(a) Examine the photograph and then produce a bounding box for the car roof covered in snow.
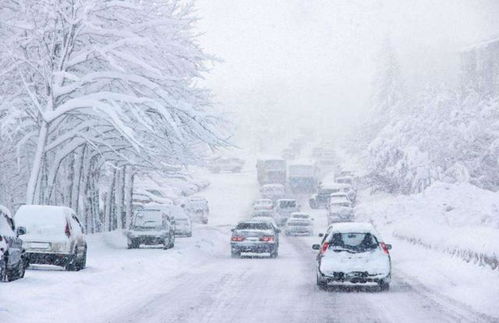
[261,184,284,188]
[320,183,351,190]
[327,222,376,234]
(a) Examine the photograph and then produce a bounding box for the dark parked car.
[230,221,279,258]
[1,205,27,281]
[126,208,175,249]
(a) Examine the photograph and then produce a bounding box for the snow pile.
[356,182,499,270]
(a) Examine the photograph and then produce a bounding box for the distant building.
[460,35,499,96]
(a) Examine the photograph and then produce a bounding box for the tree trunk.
[26,121,49,204]
[124,167,134,229]
[104,167,117,232]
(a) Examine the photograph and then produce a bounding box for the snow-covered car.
[327,199,354,224]
[274,199,300,226]
[309,184,349,209]
[252,198,274,211]
[313,222,392,290]
[208,157,245,173]
[1,205,27,281]
[230,221,279,258]
[284,218,313,236]
[260,184,286,201]
[15,205,87,271]
[289,212,314,221]
[251,209,274,218]
[170,205,192,237]
[184,196,209,224]
[127,208,175,249]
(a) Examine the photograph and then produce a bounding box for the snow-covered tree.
[0,0,229,230]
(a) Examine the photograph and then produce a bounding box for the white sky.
[194,0,499,149]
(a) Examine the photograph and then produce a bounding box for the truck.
[257,158,287,185]
[287,162,317,194]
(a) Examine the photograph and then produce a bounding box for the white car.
[313,222,392,290]
[259,184,286,201]
[171,206,192,237]
[184,196,209,224]
[251,209,274,218]
[252,199,274,211]
[289,212,314,221]
[284,219,313,236]
[328,199,354,224]
[15,205,87,271]
[274,199,300,226]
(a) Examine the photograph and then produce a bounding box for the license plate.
[30,242,50,249]
[246,237,259,242]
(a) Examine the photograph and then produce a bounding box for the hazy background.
[195,0,499,152]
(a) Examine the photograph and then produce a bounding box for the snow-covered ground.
[1,170,498,322]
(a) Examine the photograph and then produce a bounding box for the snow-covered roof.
[327,222,375,233]
[261,184,285,189]
[320,183,351,190]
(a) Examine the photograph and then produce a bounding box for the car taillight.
[321,242,329,254]
[380,242,390,254]
[65,222,71,238]
[231,236,245,242]
[260,236,274,242]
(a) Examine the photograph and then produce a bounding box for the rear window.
[330,202,350,207]
[288,221,309,226]
[133,210,165,228]
[292,214,308,219]
[279,200,296,208]
[236,222,271,230]
[15,206,68,235]
[329,232,378,251]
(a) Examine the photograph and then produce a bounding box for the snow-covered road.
[1,170,497,323]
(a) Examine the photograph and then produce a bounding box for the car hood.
[320,248,390,275]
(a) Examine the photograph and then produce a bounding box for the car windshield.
[132,210,165,229]
[329,232,379,252]
[236,222,271,230]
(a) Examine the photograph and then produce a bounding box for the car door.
[4,217,22,269]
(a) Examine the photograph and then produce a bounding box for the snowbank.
[356,182,499,270]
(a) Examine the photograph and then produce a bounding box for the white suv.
[15,205,87,271]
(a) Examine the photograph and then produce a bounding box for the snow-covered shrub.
[367,89,499,193]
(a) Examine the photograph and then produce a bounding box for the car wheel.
[65,250,78,271]
[317,273,327,290]
[16,258,26,279]
[379,280,390,291]
[77,247,87,270]
[270,248,278,258]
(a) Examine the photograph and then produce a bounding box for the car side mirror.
[312,244,320,250]
[385,243,392,250]
[16,226,27,236]
[318,233,324,237]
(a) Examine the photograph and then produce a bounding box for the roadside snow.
[355,181,499,318]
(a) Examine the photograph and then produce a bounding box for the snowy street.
[2,170,497,323]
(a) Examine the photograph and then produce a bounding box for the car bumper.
[231,242,276,253]
[26,252,72,266]
[319,270,391,285]
[130,236,167,245]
